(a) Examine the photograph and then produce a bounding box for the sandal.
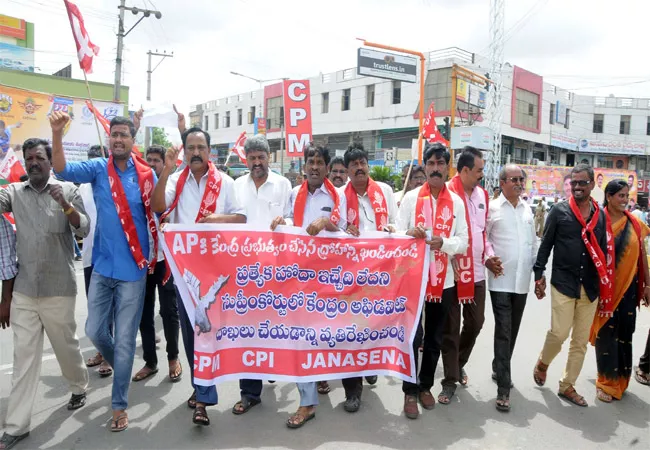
[232,396,261,415]
[634,366,650,386]
[558,386,588,407]
[132,365,158,382]
[67,392,86,410]
[533,359,548,387]
[110,413,128,432]
[192,405,210,426]
[98,361,113,378]
[438,386,455,405]
[496,394,510,412]
[286,408,315,429]
[169,360,182,383]
[0,432,29,450]
[187,391,197,409]
[596,388,613,403]
[317,381,330,395]
[459,368,468,386]
[85,352,103,368]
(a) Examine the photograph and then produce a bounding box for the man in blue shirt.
[51,111,154,433]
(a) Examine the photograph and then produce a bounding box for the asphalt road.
[0,261,649,450]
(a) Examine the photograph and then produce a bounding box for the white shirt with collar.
[397,185,469,289]
[341,180,398,232]
[164,168,245,224]
[79,183,96,268]
[486,193,537,294]
[288,182,348,230]
[234,171,293,227]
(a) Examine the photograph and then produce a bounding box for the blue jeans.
[74,239,82,258]
[86,271,146,410]
[177,288,218,405]
[297,382,318,407]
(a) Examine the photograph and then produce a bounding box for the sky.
[4,0,650,119]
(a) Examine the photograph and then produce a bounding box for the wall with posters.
[521,165,638,203]
[0,84,123,161]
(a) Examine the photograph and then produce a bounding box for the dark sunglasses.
[569,180,590,187]
[503,177,525,183]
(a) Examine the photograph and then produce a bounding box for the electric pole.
[113,1,162,102]
[145,50,174,148]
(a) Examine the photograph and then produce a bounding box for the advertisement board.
[0,43,34,72]
[283,80,312,157]
[357,48,417,83]
[578,139,646,156]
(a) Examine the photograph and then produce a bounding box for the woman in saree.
[590,179,650,402]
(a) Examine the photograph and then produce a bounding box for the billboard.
[521,165,638,202]
[357,48,417,83]
[0,43,34,72]
[0,84,123,161]
[550,133,578,151]
[0,15,26,40]
[254,117,267,135]
[555,101,567,126]
[456,80,487,109]
[283,80,312,157]
[578,139,646,156]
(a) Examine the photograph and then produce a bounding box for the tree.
[151,127,171,148]
[369,166,392,183]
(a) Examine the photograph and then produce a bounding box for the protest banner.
[0,84,123,161]
[161,224,429,385]
[283,80,312,157]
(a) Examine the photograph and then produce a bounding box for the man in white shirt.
[132,145,182,385]
[232,135,292,415]
[397,143,468,420]
[271,144,347,429]
[485,164,537,412]
[151,127,246,427]
[336,142,398,412]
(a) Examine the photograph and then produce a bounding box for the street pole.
[144,50,173,148]
[113,0,126,102]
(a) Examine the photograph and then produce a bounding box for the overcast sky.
[5,0,648,117]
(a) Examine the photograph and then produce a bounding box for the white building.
[190,47,650,181]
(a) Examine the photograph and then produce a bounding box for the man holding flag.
[52,111,156,433]
[151,127,245,427]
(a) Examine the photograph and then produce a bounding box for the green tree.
[369,166,392,183]
[151,127,172,148]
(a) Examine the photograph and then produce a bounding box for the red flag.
[422,101,449,146]
[0,148,27,183]
[231,132,247,164]
[63,0,100,74]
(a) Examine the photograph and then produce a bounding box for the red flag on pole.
[231,131,247,164]
[422,101,449,147]
[63,0,100,74]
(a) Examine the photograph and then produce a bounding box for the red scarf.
[415,182,455,302]
[569,196,614,314]
[159,162,222,224]
[293,178,341,228]
[344,178,389,231]
[603,209,645,317]
[447,175,489,304]
[107,152,157,272]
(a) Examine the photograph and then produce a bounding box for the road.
[0,261,649,450]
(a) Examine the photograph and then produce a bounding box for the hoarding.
[357,48,417,83]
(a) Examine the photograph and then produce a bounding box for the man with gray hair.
[232,134,292,414]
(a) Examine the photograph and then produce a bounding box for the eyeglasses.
[569,180,590,187]
[503,177,525,183]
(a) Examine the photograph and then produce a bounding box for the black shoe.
[365,375,378,385]
[492,372,514,388]
[343,396,361,413]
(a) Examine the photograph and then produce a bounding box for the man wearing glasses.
[328,156,348,188]
[532,164,607,407]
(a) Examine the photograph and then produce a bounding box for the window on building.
[248,106,256,124]
[598,155,614,168]
[620,115,631,135]
[366,84,375,108]
[593,114,604,133]
[532,150,545,161]
[237,109,243,126]
[204,116,208,130]
[549,103,555,124]
[638,157,648,172]
[647,117,650,136]
[564,109,570,129]
[513,88,539,130]
[341,89,351,111]
[214,113,219,130]
[266,96,283,128]
[224,111,230,128]
[392,81,401,104]
[322,93,329,113]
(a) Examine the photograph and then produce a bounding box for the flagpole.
[82,72,107,158]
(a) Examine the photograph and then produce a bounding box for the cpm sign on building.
[283,80,312,157]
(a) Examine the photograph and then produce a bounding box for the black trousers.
[402,287,455,396]
[490,291,527,395]
[342,377,363,398]
[639,329,650,373]
[139,260,180,367]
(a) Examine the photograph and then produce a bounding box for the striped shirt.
[0,214,17,281]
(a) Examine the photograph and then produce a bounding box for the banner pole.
[82,71,107,158]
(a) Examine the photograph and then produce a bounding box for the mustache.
[252,165,264,170]
[29,165,41,172]
[355,170,365,176]
[430,171,442,178]
[190,156,203,163]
